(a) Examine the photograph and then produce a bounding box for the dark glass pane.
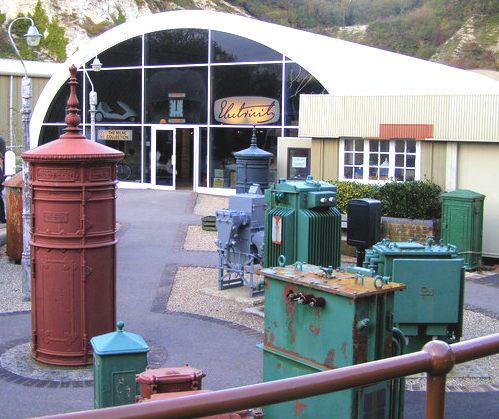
[93,36,142,68]
[283,128,299,137]
[212,31,282,63]
[145,67,208,124]
[44,72,83,123]
[380,154,389,164]
[38,125,65,145]
[395,154,404,167]
[344,139,353,151]
[354,166,363,179]
[380,141,389,152]
[395,140,405,152]
[88,69,141,123]
[145,29,208,65]
[94,126,142,182]
[355,139,364,150]
[344,153,353,165]
[406,140,416,153]
[370,140,379,151]
[211,64,282,125]
[144,127,152,183]
[395,168,404,181]
[199,128,208,187]
[369,168,378,180]
[369,153,379,165]
[288,148,310,180]
[406,155,416,167]
[406,169,415,181]
[344,167,353,178]
[285,63,327,125]
[209,127,277,188]
[354,153,363,165]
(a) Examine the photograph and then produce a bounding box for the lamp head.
[25,24,42,47]
[91,56,102,72]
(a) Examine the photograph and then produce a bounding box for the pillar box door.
[22,65,124,366]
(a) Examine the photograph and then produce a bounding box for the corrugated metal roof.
[0,58,62,77]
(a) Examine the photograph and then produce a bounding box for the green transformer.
[264,176,341,269]
[91,321,149,408]
[261,263,406,419]
[363,238,465,352]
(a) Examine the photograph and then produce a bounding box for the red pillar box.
[22,65,123,366]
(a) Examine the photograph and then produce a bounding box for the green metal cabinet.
[261,264,405,419]
[91,321,149,408]
[441,189,485,271]
[364,239,465,352]
[263,176,341,269]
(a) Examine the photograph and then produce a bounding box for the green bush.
[332,180,442,219]
[379,180,442,219]
[332,180,379,214]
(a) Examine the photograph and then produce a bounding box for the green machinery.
[261,263,406,419]
[363,238,465,352]
[441,189,485,271]
[264,176,341,269]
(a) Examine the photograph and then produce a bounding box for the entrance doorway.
[151,126,197,190]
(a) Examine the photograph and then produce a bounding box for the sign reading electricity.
[214,96,280,125]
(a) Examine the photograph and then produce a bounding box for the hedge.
[332,180,443,220]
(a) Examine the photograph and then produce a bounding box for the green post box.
[260,263,405,418]
[91,321,149,408]
[441,189,485,271]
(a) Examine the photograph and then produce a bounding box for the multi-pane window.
[341,138,419,183]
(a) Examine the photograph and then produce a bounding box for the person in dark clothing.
[0,135,6,223]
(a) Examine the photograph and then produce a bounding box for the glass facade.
[39,29,326,191]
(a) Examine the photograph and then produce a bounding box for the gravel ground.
[0,244,30,313]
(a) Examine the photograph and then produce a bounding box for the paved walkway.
[0,189,497,418]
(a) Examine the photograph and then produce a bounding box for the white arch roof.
[31,10,499,145]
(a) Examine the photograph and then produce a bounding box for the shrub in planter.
[378,180,442,220]
[331,180,379,214]
[332,179,442,220]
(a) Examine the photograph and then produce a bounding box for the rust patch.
[324,349,335,368]
[294,400,307,416]
[341,341,347,356]
[264,278,270,289]
[352,317,367,365]
[314,308,321,318]
[288,319,296,344]
[384,334,393,357]
[270,331,275,344]
[309,324,320,336]
[276,362,282,369]
[283,284,297,316]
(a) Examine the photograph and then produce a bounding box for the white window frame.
[339,137,421,183]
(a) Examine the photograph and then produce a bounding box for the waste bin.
[3,172,23,261]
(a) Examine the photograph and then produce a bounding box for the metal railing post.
[423,340,455,419]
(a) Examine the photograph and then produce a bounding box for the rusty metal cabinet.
[261,264,405,418]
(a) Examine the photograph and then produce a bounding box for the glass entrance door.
[152,127,176,189]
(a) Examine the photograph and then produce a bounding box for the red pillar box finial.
[22,66,124,366]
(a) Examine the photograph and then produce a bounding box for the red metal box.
[136,364,206,399]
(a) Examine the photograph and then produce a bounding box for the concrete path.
[0,188,497,418]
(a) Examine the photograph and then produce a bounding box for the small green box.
[91,321,149,408]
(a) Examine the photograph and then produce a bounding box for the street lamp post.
[84,57,102,142]
[7,17,41,301]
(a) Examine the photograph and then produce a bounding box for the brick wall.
[381,217,441,243]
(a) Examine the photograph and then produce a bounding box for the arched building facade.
[31,10,499,196]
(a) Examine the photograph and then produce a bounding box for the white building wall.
[457,143,499,258]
